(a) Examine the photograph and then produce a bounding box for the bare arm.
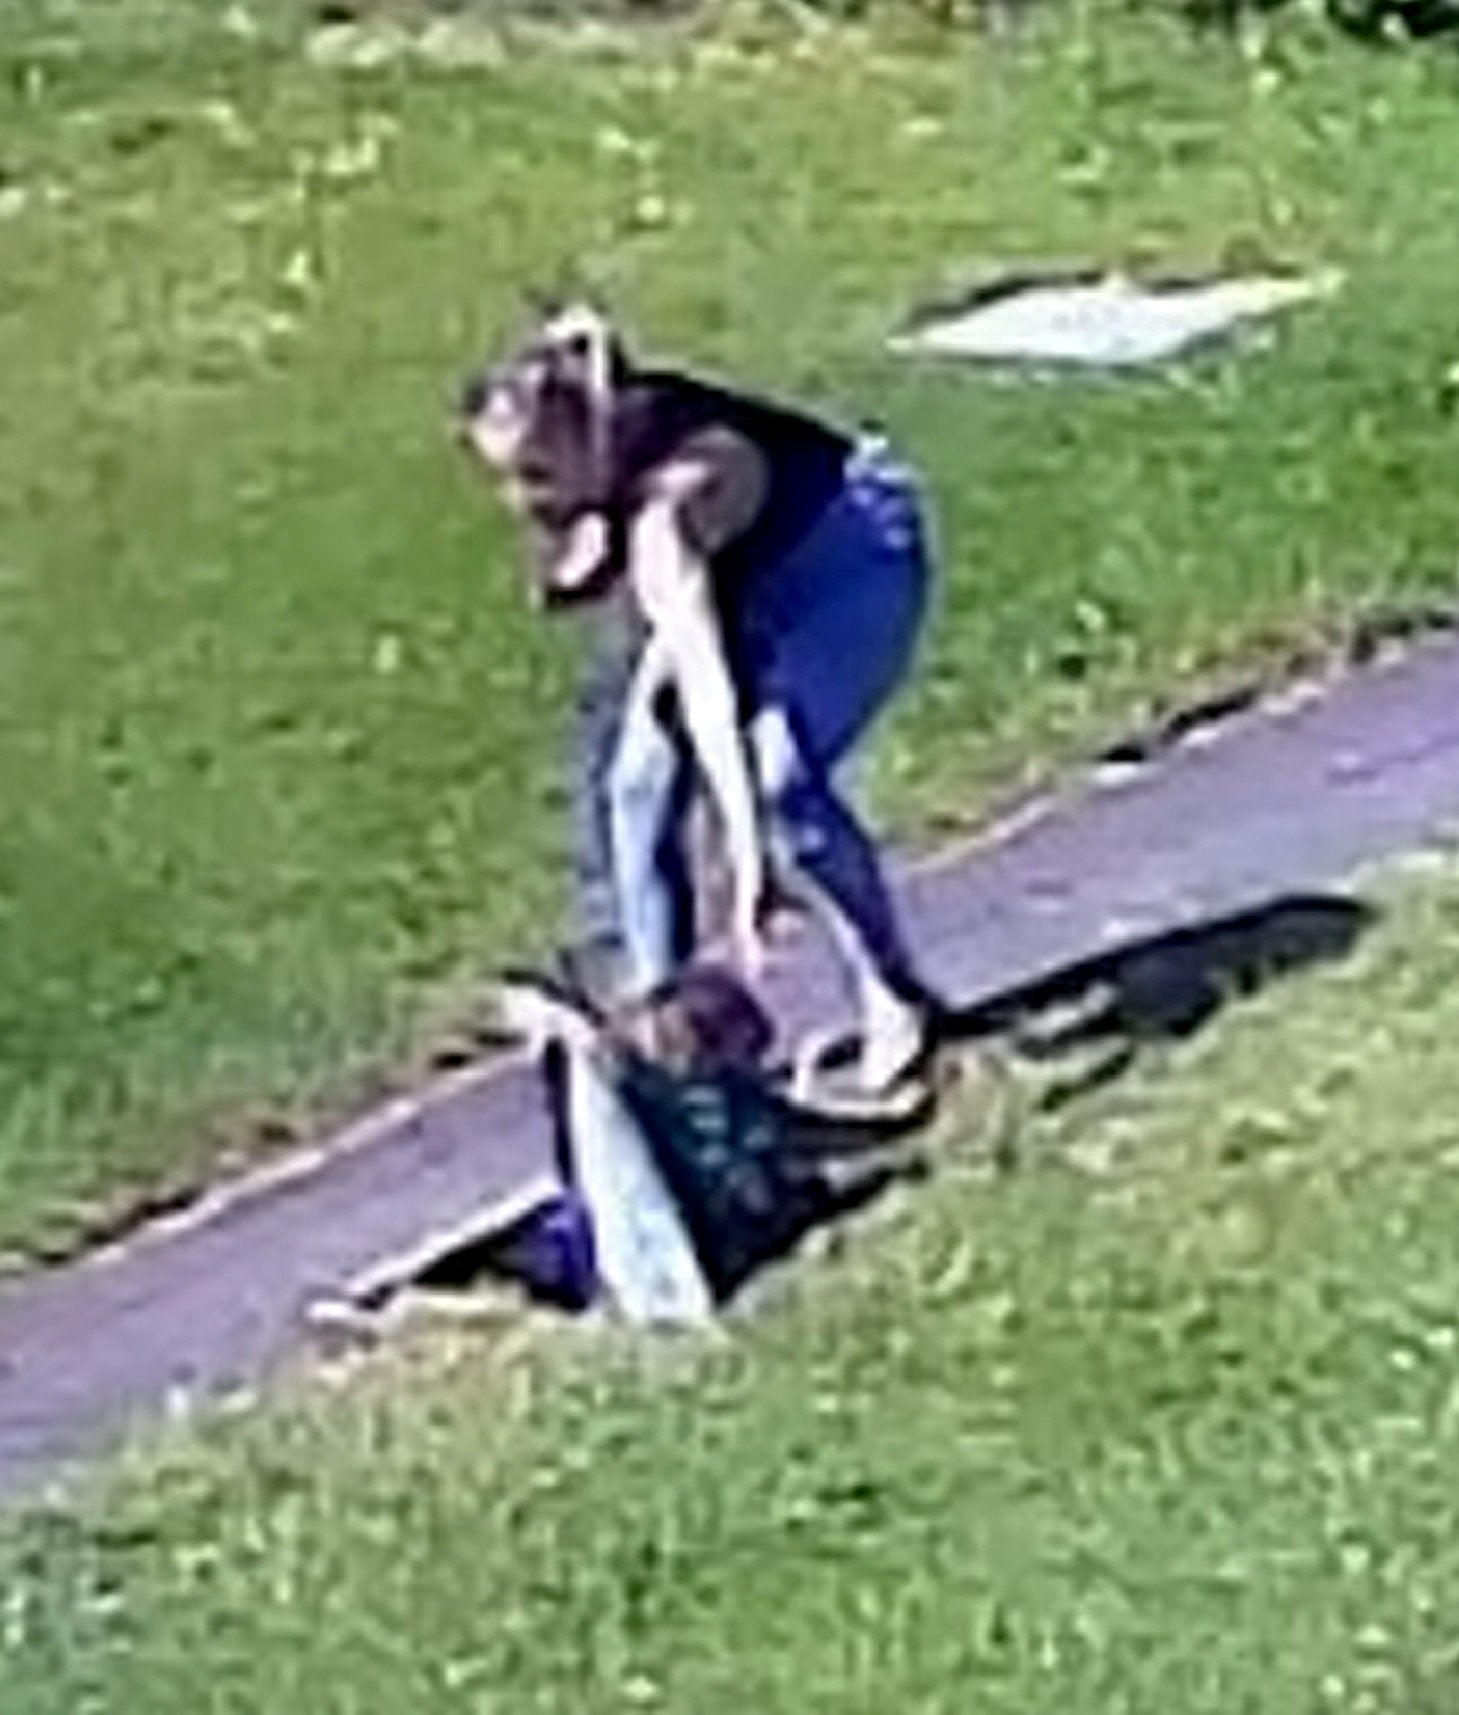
[628,493,766,961]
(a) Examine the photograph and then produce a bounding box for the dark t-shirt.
[609,369,853,603]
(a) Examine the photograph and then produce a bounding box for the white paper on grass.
[566,1047,715,1328]
[889,272,1341,369]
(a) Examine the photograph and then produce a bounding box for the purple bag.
[491,1191,599,1313]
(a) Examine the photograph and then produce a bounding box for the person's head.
[456,298,629,491]
[613,964,776,1077]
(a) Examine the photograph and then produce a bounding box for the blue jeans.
[583,438,930,997]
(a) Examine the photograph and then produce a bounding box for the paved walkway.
[4,636,1459,1502]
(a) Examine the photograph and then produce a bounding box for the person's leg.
[608,668,697,994]
[740,442,935,1087]
[750,707,919,995]
[752,708,930,1090]
[743,440,930,769]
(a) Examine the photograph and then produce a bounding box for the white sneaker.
[858,980,929,1096]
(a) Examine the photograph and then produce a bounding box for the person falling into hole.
[457,301,941,1100]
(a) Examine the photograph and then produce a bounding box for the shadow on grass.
[366,896,1371,1322]
[944,892,1375,1111]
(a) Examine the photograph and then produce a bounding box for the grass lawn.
[6,855,1459,1710]
[3,0,1459,1255]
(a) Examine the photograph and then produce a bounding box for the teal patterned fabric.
[612,1055,832,1304]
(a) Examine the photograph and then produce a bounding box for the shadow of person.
[936,893,1375,1112]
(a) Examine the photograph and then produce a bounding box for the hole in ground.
[305,1176,581,1344]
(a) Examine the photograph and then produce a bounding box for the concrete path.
[4,635,1459,1503]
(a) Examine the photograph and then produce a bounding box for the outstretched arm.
[627,491,766,969]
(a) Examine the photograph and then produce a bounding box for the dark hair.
[641,964,775,1074]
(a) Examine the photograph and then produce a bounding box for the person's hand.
[547,512,611,598]
[759,872,807,945]
[731,881,769,980]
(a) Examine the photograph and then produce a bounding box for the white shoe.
[858,981,930,1096]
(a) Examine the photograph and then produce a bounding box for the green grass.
[7,858,1459,1711]
[4,0,1459,1252]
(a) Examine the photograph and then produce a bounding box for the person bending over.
[458,301,938,1097]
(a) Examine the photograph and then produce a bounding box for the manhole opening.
[309,1126,922,1340]
[307,1177,582,1341]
